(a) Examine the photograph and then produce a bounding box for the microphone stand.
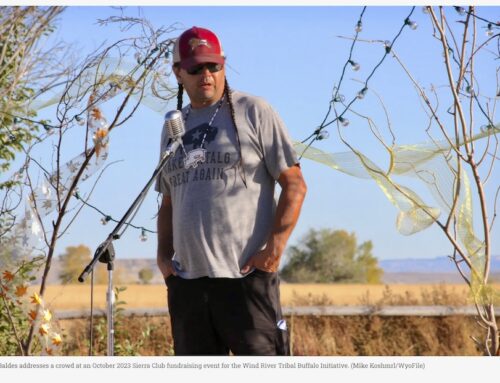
[78,142,180,356]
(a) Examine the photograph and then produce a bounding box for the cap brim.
[179,55,225,69]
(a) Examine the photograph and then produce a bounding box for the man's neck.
[190,96,224,110]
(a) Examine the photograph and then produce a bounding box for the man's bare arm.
[157,194,176,278]
[240,164,307,273]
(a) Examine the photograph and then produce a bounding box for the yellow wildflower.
[51,333,62,346]
[42,309,52,322]
[39,323,50,336]
[2,270,14,282]
[15,285,28,297]
[30,292,43,306]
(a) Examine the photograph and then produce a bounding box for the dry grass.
[33,282,499,311]
[59,312,495,356]
[287,315,490,356]
[29,284,169,310]
[31,283,499,356]
[61,316,173,356]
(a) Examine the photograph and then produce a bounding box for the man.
[156,26,307,356]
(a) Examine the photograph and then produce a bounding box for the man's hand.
[240,246,280,274]
[158,257,177,279]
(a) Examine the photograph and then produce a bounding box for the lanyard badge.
[181,97,224,170]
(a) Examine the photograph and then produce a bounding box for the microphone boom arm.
[78,140,181,283]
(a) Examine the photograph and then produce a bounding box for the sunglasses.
[186,63,223,75]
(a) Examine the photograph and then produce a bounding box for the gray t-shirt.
[155,91,298,279]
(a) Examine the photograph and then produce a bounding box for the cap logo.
[189,38,211,51]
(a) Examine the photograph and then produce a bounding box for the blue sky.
[4,5,499,263]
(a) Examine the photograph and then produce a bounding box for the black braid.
[224,78,247,188]
[177,83,184,111]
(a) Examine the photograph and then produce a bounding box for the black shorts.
[165,269,290,356]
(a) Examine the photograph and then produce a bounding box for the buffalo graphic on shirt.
[183,124,218,149]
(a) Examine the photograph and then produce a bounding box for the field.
[34,282,497,310]
[23,283,499,356]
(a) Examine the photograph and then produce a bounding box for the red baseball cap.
[173,26,225,70]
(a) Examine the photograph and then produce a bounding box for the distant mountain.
[379,256,500,283]
[379,255,500,273]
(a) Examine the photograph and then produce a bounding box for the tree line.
[55,228,383,285]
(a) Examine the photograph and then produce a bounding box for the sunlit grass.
[32,282,500,310]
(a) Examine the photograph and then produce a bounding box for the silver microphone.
[163,110,185,156]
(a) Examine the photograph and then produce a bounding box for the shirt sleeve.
[252,99,299,180]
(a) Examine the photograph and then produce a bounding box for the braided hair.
[224,78,248,188]
[176,83,184,111]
